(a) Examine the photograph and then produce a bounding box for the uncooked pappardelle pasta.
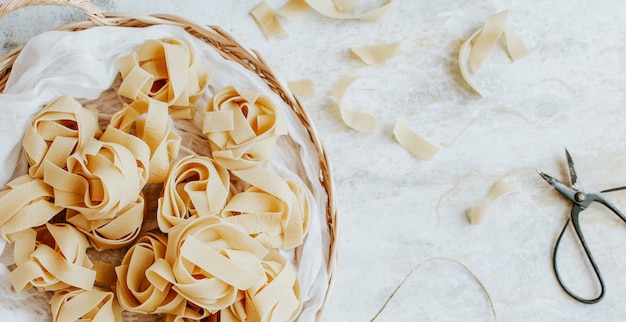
[0,37,310,322]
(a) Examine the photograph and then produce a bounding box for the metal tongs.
[537,148,626,304]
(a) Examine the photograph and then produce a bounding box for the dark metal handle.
[552,208,605,304]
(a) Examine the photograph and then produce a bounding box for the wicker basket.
[0,0,338,320]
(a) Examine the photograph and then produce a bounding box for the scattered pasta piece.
[157,155,230,233]
[469,180,517,225]
[331,76,376,134]
[250,1,288,39]
[287,79,316,99]
[458,10,529,96]
[22,96,100,178]
[225,166,310,249]
[203,86,288,170]
[351,42,401,64]
[469,10,509,72]
[50,287,122,322]
[9,224,95,293]
[303,0,392,21]
[277,0,310,20]
[458,29,484,96]
[118,38,210,119]
[333,0,357,11]
[392,120,439,161]
[503,28,529,61]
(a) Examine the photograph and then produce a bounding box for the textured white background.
[3,0,626,321]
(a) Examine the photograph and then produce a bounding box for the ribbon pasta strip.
[469,179,517,225]
[332,76,377,134]
[66,196,144,250]
[50,287,122,322]
[392,120,439,161]
[9,223,96,293]
[157,155,230,233]
[351,42,401,65]
[220,250,302,322]
[250,2,288,39]
[106,98,181,184]
[22,96,100,178]
[458,10,529,96]
[277,0,310,20]
[203,86,288,170]
[225,166,310,249]
[43,139,145,220]
[0,175,62,241]
[118,38,211,119]
[164,216,269,312]
[115,233,182,314]
[303,0,392,21]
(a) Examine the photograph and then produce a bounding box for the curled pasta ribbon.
[118,38,211,119]
[459,10,529,96]
[203,86,288,170]
[50,287,122,322]
[0,175,62,241]
[157,155,230,233]
[115,233,178,314]
[9,223,95,293]
[106,98,181,184]
[22,96,100,178]
[165,216,269,312]
[220,250,302,322]
[43,139,145,220]
[66,196,144,250]
[228,167,309,249]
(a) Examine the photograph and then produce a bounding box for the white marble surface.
[3,0,626,321]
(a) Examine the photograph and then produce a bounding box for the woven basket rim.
[0,2,339,320]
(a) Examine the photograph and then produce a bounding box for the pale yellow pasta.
[0,175,62,241]
[105,98,181,184]
[50,287,122,322]
[333,0,357,11]
[250,2,288,39]
[287,79,316,99]
[469,180,517,225]
[9,223,95,293]
[503,28,529,61]
[66,196,144,250]
[164,216,268,312]
[458,10,529,96]
[115,233,180,314]
[351,42,401,65]
[43,139,144,220]
[22,96,100,178]
[203,86,288,170]
[469,10,509,72]
[392,120,439,161]
[277,0,310,20]
[225,166,309,249]
[118,38,210,119]
[157,155,230,233]
[458,29,484,96]
[304,0,392,21]
[332,76,377,134]
[221,250,302,322]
